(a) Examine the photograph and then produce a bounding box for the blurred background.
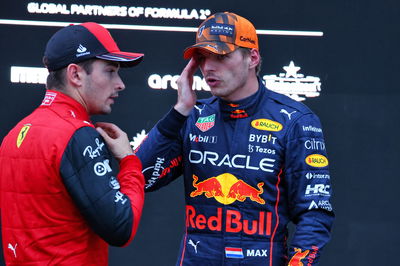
[1,1,399,265]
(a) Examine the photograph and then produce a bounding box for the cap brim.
[96,51,144,67]
[183,42,237,59]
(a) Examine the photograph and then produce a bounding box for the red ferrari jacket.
[0,90,144,265]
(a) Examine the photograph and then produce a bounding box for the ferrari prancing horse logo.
[16,124,31,148]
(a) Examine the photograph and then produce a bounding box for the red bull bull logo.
[190,173,265,205]
[190,175,224,198]
[288,248,310,266]
[230,109,249,119]
[227,180,265,204]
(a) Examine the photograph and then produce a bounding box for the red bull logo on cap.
[190,173,265,205]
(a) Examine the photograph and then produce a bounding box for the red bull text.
[186,205,272,236]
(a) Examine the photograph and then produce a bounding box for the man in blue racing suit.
[136,12,334,265]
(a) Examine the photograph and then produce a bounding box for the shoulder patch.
[16,124,32,148]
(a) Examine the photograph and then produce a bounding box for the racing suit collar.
[39,90,91,123]
[219,78,266,120]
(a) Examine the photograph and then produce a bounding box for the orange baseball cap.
[183,12,258,59]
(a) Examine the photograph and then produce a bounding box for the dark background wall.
[1,1,399,265]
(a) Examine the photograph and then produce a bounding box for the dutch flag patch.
[225,247,244,259]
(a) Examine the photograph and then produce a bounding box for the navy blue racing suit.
[136,81,334,265]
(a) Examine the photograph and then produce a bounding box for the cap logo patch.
[198,25,206,37]
[77,44,87,53]
[205,44,218,52]
[210,23,234,37]
[76,44,90,57]
[240,36,256,45]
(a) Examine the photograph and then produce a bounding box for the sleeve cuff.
[119,154,142,169]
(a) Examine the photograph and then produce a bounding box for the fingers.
[95,127,111,142]
[95,123,133,161]
[96,122,117,131]
[182,58,199,77]
[178,59,199,86]
[174,58,199,116]
[95,122,122,139]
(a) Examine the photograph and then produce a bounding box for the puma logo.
[280,109,297,120]
[194,105,205,115]
[188,239,200,254]
[8,243,17,258]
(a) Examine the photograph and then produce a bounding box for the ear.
[65,63,85,88]
[248,48,260,70]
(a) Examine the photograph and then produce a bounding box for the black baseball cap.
[43,22,144,71]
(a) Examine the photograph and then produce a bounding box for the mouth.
[205,76,220,87]
[108,94,118,104]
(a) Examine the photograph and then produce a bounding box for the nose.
[200,56,217,73]
[116,74,125,91]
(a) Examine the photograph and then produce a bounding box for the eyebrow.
[99,59,120,69]
[107,61,120,68]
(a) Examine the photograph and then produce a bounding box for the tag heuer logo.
[195,114,215,132]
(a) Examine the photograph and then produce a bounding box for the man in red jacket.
[0,22,145,265]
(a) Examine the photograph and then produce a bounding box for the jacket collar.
[218,78,266,120]
[39,90,91,123]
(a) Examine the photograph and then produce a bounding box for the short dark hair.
[238,47,262,75]
[43,58,96,91]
